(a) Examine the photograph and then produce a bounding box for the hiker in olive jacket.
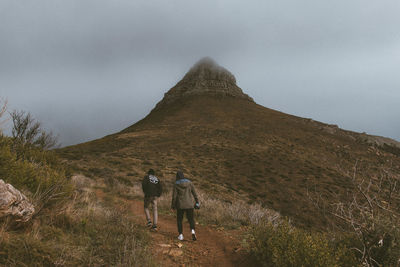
[171,171,200,241]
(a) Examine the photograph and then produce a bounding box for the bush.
[10,110,59,151]
[0,136,72,211]
[311,163,400,266]
[248,220,359,267]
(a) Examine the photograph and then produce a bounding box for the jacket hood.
[176,171,185,181]
[175,171,191,188]
[175,179,191,188]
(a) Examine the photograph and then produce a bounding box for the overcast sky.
[1,0,399,146]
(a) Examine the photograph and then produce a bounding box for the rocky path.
[129,200,250,267]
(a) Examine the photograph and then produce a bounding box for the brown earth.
[130,200,250,267]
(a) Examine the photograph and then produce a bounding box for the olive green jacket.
[171,178,199,210]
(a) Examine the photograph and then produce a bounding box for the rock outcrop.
[0,179,35,222]
[155,57,254,109]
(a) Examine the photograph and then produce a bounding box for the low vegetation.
[0,106,153,266]
[3,99,398,266]
[248,221,359,267]
[154,185,280,229]
[247,162,400,267]
[120,176,398,267]
[320,163,400,266]
[0,183,153,266]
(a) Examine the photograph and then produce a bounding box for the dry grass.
[0,175,154,267]
[129,183,280,229]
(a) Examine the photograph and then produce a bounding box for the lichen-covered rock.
[0,179,35,222]
[155,57,254,109]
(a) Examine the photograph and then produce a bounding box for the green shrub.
[248,220,359,267]
[0,136,72,210]
[10,110,59,151]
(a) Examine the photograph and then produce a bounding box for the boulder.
[0,179,35,222]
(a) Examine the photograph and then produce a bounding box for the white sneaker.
[178,234,184,241]
[191,229,197,241]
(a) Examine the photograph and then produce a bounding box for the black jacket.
[142,174,162,197]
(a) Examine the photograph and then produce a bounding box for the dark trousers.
[177,208,195,234]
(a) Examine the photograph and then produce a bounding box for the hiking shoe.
[151,225,158,232]
[191,229,197,241]
[146,221,152,227]
[178,234,184,241]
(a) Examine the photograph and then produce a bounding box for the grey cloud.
[0,0,241,71]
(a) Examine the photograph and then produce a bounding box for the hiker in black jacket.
[171,171,200,241]
[142,169,162,231]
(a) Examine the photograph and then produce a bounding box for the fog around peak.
[182,57,237,85]
[0,1,399,146]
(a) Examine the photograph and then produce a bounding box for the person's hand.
[194,202,200,209]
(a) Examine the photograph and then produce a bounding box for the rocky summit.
[155,57,253,109]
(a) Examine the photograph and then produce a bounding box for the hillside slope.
[58,58,400,228]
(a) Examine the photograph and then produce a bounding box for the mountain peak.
[155,57,254,109]
[181,57,236,85]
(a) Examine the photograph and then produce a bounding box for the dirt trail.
[129,200,250,267]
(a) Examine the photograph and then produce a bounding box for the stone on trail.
[0,179,35,222]
[169,248,183,257]
[158,243,172,248]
